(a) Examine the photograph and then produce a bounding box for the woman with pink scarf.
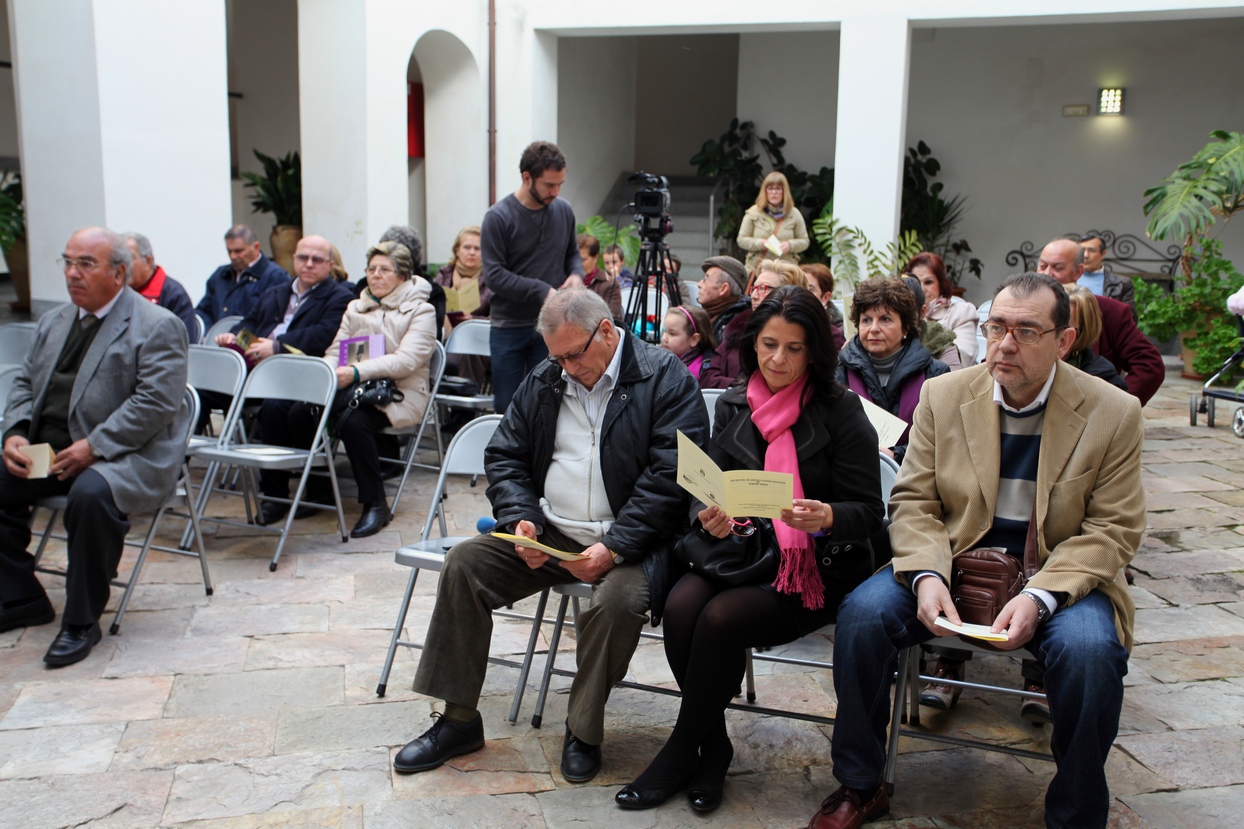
[616,286,885,814]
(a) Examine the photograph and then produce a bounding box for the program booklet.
[18,443,55,479]
[339,334,386,367]
[676,430,793,519]
[935,616,1010,642]
[491,532,590,561]
[443,279,481,315]
[851,393,909,448]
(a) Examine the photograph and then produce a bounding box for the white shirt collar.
[992,362,1057,413]
[79,288,124,321]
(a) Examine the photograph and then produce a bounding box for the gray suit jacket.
[6,287,189,514]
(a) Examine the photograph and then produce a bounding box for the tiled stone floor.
[2,365,1243,827]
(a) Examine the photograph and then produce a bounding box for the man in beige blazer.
[808,273,1144,829]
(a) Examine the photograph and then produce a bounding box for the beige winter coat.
[736,204,810,274]
[322,278,437,430]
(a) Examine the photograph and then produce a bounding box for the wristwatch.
[1023,591,1052,625]
[610,549,624,565]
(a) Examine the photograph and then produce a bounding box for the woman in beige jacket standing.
[736,171,810,275]
[292,240,437,537]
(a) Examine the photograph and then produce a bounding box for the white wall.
[0,0,18,160]
[736,31,840,175]
[907,17,1244,304]
[227,0,300,259]
[634,34,738,176]
[557,36,636,220]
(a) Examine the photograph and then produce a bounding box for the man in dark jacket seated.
[196,224,290,326]
[393,289,709,784]
[212,234,354,525]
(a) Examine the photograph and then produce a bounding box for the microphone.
[476,516,497,534]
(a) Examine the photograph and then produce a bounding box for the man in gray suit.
[0,226,189,666]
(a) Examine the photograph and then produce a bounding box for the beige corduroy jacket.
[888,362,1145,650]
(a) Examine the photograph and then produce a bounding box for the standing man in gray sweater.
[482,141,584,411]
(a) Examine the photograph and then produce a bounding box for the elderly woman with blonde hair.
[1063,283,1127,391]
[286,240,437,538]
[736,171,810,274]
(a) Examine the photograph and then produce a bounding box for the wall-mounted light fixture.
[1098,88,1124,115]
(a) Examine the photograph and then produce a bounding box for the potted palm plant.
[1136,130,1244,378]
[241,149,302,274]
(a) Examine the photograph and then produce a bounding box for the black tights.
[631,572,839,788]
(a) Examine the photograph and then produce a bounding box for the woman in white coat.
[290,240,436,537]
[907,251,979,365]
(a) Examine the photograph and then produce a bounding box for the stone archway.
[410,30,487,267]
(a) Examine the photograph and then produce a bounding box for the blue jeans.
[490,325,548,413]
[830,567,1128,829]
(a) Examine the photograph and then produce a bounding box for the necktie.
[81,313,99,330]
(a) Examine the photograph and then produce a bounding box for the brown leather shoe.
[1020,680,1051,726]
[807,784,889,829]
[918,659,963,710]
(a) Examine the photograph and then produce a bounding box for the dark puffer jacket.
[484,331,710,624]
[836,335,950,464]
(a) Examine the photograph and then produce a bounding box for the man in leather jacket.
[393,289,709,784]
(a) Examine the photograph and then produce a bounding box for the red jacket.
[1092,295,1164,405]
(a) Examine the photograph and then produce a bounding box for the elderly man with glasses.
[394,288,708,785]
[0,227,188,667]
[212,234,354,526]
[808,272,1144,829]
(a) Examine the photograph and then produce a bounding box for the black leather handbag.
[673,518,781,587]
[349,377,404,409]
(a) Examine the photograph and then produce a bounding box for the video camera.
[627,171,673,242]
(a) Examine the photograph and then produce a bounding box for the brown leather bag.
[950,507,1040,627]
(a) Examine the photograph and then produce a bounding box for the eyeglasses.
[750,283,776,297]
[293,253,331,267]
[58,256,105,272]
[547,319,603,365]
[980,322,1060,346]
[365,265,397,276]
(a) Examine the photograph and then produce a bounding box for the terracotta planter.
[1179,331,1206,381]
[269,225,302,275]
[5,237,30,312]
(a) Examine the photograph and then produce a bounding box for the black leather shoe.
[350,500,391,538]
[293,503,319,520]
[0,596,55,634]
[616,765,696,810]
[393,712,484,773]
[44,622,102,667]
[258,501,290,526]
[687,737,733,813]
[561,726,602,783]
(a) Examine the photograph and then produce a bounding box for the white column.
[832,14,911,258]
[493,5,559,199]
[299,0,408,273]
[9,0,231,312]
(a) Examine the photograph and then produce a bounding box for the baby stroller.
[1189,315,1244,438]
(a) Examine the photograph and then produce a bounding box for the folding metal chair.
[193,355,348,571]
[0,364,23,429]
[700,388,725,432]
[202,314,244,344]
[32,386,212,634]
[195,311,212,343]
[436,319,494,417]
[0,323,35,365]
[180,345,250,547]
[377,416,523,695]
[377,340,447,510]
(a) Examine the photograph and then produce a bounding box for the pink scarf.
[746,371,824,609]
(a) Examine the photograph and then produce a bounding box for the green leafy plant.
[575,215,640,268]
[810,205,921,295]
[1135,238,1243,377]
[900,140,981,285]
[690,119,764,250]
[0,172,23,254]
[241,150,302,227]
[1143,130,1243,274]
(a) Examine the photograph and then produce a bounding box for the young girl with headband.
[660,304,718,384]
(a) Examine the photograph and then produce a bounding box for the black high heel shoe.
[686,734,734,813]
[615,763,698,810]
